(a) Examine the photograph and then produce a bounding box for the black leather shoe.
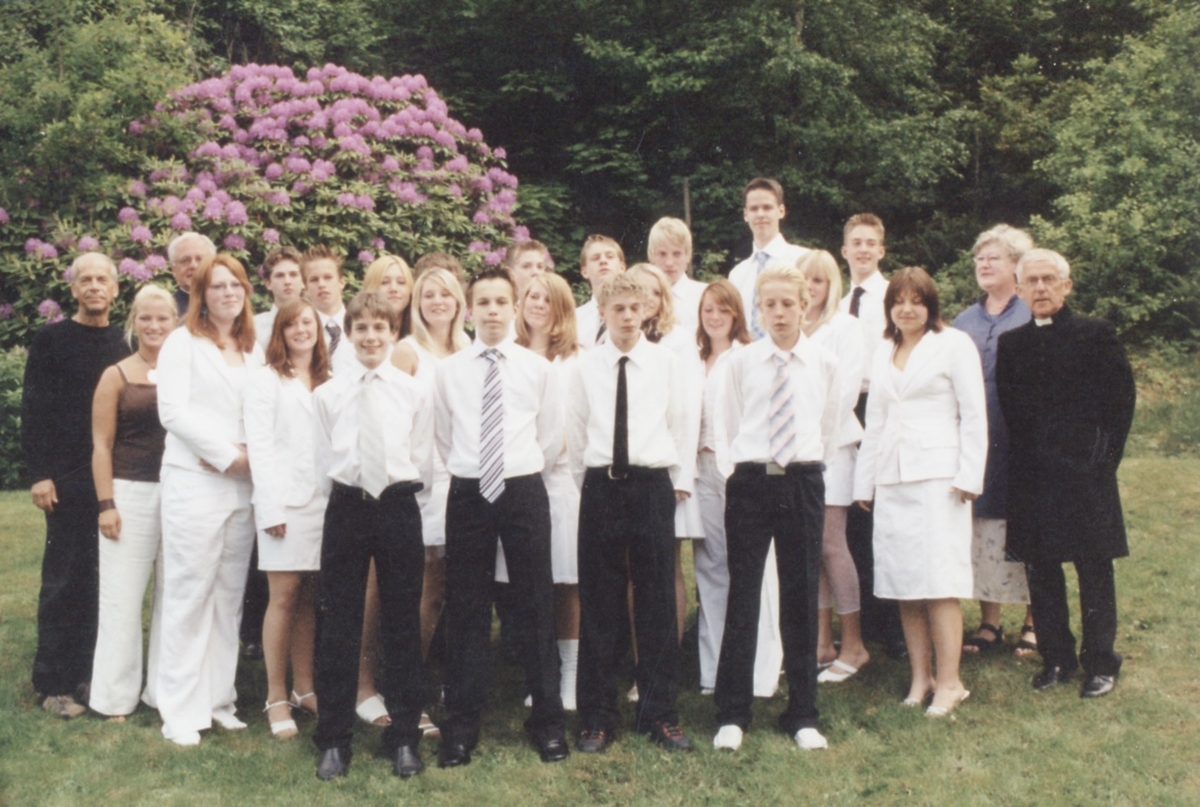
[393,744,424,778]
[884,638,909,661]
[536,732,570,763]
[1081,674,1117,699]
[1032,665,1076,691]
[438,741,472,768]
[316,747,350,780]
[646,721,693,751]
[576,728,612,753]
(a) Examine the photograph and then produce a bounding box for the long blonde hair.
[627,262,677,342]
[410,267,469,354]
[516,273,579,361]
[362,254,414,338]
[797,250,842,331]
[124,284,178,348]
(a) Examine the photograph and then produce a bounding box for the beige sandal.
[265,701,298,739]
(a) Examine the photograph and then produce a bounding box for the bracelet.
[97,499,116,513]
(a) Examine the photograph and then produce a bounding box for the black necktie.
[849,286,866,318]
[596,321,607,343]
[613,356,629,475]
[326,320,341,355]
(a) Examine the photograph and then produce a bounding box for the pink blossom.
[118,258,141,277]
[62,266,75,282]
[37,299,62,319]
[493,147,507,160]
[372,237,385,250]
[118,207,140,224]
[218,115,239,131]
[78,236,100,251]
[225,201,249,226]
[291,180,311,195]
[0,303,13,320]
[197,176,218,193]
[128,180,147,197]
[445,156,469,173]
[355,194,375,211]
[264,163,284,180]
[202,198,225,220]
[185,187,206,203]
[332,122,353,138]
[129,120,144,135]
[484,249,505,266]
[336,192,357,207]
[130,226,153,243]
[381,156,400,173]
[39,243,59,260]
[263,228,280,244]
[285,156,312,174]
[473,211,491,225]
[511,225,530,243]
[0,207,8,224]
[145,255,168,273]
[447,183,462,198]
[170,212,193,230]
[195,141,222,159]
[432,130,457,149]
[358,250,375,264]
[263,191,291,207]
[224,233,246,251]
[468,241,489,253]
[292,135,310,147]
[465,128,483,142]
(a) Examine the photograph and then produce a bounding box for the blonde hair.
[797,250,842,330]
[362,254,414,338]
[596,272,648,307]
[973,224,1034,262]
[754,263,810,334]
[515,273,579,361]
[124,284,178,348]
[410,267,469,354]
[627,262,677,342]
[647,217,692,260]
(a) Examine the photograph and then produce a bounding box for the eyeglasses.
[209,283,243,293]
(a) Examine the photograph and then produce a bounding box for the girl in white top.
[392,266,469,725]
[245,299,331,739]
[348,255,417,727]
[156,254,263,746]
[798,251,869,683]
[853,267,987,716]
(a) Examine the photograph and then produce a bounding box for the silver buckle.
[607,465,629,480]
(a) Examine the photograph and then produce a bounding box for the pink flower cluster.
[24,239,59,260]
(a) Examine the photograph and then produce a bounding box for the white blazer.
[244,366,324,530]
[157,328,263,474]
[852,328,987,500]
[809,311,866,449]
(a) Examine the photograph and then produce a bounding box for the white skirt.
[256,493,326,572]
[823,444,857,506]
[873,478,973,600]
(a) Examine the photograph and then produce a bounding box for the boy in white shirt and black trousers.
[713,263,840,752]
[568,272,694,753]
[311,291,434,780]
[433,267,568,767]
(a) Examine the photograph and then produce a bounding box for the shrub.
[0,347,26,489]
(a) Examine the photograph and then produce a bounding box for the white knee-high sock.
[558,639,578,711]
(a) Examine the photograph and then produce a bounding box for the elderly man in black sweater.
[22,252,129,717]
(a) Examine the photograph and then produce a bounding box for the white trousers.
[89,479,164,716]
[157,467,255,741]
[693,451,783,695]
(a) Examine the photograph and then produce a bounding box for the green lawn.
[1,457,1198,806]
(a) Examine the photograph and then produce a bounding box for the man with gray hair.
[22,252,130,717]
[166,232,216,314]
[996,248,1135,699]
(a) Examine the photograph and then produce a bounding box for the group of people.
[21,176,1135,780]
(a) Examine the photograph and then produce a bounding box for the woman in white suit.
[245,299,331,738]
[156,254,264,745]
[853,267,986,717]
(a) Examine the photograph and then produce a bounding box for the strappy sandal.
[290,690,318,717]
[1014,623,1038,657]
[265,700,298,739]
[962,622,1003,653]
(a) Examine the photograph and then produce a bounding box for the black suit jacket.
[995,305,1135,563]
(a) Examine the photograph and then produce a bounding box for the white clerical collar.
[1034,317,1053,327]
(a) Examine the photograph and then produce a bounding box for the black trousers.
[577,466,679,733]
[715,463,824,734]
[32,476,100,697]
[314,482,425,752]
[443,474,563,746]
[240,544,269,647]
[1026,556,1121,676]
[847,391,903,647]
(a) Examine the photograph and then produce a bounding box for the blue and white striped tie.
[768,353,795,466]
[750,251,770,340]
[479,348,505,503]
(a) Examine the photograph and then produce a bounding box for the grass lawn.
[1,457,1198,806]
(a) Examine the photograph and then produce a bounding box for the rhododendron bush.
[0,63,524,348]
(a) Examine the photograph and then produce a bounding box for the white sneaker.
[626,683,639,702]
[700,687,715,696]
[524,694,533,708]
[713,725,743,751]
[168,730,202,747]
[212,712,247,730]
[794,728,828,750]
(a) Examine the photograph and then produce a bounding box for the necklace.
[138,349,158,383]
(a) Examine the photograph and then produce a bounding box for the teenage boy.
[304,245,357,375]
[311,291,433,780]
[567,273,692,753]
[433,267,568,767]
[648,217,707,334]
[836,213,905,659]
[507,240,551,295]
[254,246,306,349]
[574,235,626,349]
[712,263,839,753]
[728,178,809,339]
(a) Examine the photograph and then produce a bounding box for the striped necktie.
[359,370,388,498]
[479,348,505,503]
[326,319,342,356]
[750,251,770,339]
[768,353,795,466]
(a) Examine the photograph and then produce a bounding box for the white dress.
[807,313,865,506]
[402,335,449,548]
[852,329,987,600]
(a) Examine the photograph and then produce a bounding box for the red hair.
[185,254,257,353]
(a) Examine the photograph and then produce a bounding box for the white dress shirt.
[567,334,689,491]
[671,274,708,338]
[575,297,603,350]
[313,360,434,497]
[839,270,889,392]
[727,234,810,337]
[317,305,364,377]
[808,312,866,449]
[717,332,841,478]
[434,337,562,479]
[253,306,278,352]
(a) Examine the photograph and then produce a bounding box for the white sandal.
[355,694,390,726]
[290,690,318,717]
[264,701,298,739]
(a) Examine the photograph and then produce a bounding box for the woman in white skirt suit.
[798,251,869,683]
[853,267,987,716]
[156,254,263,745]
[245,299,331,738]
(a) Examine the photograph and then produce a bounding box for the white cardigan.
[852,327,987,500]
[244,367,324,531]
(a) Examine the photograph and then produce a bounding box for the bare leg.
[820,506,869,670]
[963,600,1003,652]
[1015,604,1038,658]
[898,600,935,702]
[264,571,301,727]
[928,597,968,711]
[289,574,318,713]
[817,603,838,666]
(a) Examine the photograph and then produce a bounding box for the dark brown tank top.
[112,365,166,482]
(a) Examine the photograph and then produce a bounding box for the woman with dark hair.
[852,267,987,716]
[156,253,264,745]
[246,298,332,738]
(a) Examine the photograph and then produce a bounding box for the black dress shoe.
[536,732,570,763]
[884,638,909,661]
[576,728,612,753]
[1080,674,1117,699]
[646,721,693,751]
[438,741,472,768]
[1032,665,1076,691]
[393,744,424,778]
[316,747,350,780]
